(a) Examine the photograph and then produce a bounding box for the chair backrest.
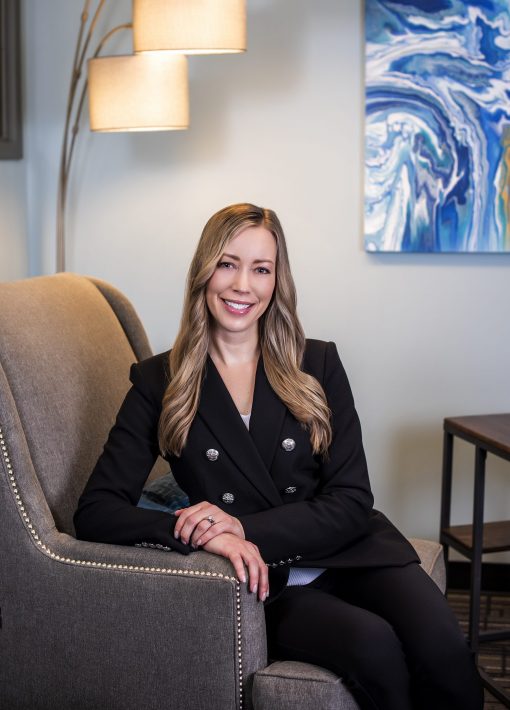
[0,273,152,535]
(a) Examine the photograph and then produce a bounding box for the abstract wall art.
[365,0,510,252]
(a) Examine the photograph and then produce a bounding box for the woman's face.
[206,225,277,340]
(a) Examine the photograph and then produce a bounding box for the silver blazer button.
[284,486,297,494]
[221,492,235,504]
[281,438,296,452]
[206,448,219,461]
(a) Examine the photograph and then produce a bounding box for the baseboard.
[447,561,510,592]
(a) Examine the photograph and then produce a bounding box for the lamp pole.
[56,0,130,272]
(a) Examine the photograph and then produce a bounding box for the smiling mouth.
[222,299,254,314]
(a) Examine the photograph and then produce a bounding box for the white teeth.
[224,300,251,311]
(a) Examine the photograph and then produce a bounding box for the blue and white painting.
[365,0,510,252]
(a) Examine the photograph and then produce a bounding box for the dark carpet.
[447,591,510,709]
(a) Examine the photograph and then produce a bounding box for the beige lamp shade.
[133,0,247,55]
[88,53,189,132]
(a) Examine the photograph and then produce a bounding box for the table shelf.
[441,521,510,556]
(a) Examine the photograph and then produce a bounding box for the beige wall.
[0,0,28,280]
[0,162,27,280]
[12,0,510,544]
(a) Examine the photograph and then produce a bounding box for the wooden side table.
[439,414,510,707]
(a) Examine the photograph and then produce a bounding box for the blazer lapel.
[197,355,283,507]
[249,356,288,473]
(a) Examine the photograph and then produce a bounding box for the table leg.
[469,445,487,655]
[440,431,454,584]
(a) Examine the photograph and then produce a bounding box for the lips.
[222,299,254,315]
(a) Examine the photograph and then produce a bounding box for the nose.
[233,267,250,293]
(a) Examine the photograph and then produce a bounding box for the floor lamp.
[56,0,246,273]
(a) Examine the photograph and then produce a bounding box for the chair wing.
[0,273,265,710]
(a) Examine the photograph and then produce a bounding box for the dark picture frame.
[0,0,22,159]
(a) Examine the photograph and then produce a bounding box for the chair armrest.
[3,527,266,710]
[408,537,446,593]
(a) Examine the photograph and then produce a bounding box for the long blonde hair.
[159,203,332,457]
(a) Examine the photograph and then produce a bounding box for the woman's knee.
[408,608,472,673]
[344,614,407,679]
[339,617,412,710]
[410,626,483,709]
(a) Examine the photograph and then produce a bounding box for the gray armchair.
[0,274,445,710]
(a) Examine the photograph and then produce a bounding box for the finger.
[185,506,226,545]
[258,560,269,601]
[180,518,205,545]
[196,516,244,546]
[175,503,214,541]
[173,502,207,538]
[182,512,221,545]
[244,544,268,600]
[191,517,223,547]
[228,552,247,584]
[244,553,261,596]
[194,520,231,547]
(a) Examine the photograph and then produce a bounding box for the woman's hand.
[174,501,245,547]
[202,533,269,601]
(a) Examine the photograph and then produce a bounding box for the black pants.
[264,563,484,710]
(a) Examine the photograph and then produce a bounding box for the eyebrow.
[222,253,275,265]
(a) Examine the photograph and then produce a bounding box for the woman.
[75,203,483,710]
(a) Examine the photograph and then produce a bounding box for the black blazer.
[74,340,418,599]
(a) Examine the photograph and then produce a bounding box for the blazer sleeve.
[73,359,192,554]
[238,341,374,562]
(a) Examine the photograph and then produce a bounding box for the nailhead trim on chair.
[0,425,244,709]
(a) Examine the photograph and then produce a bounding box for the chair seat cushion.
[252,661,359,710]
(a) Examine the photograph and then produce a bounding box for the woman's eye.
[255,266,271,274]
[218,261,234,269]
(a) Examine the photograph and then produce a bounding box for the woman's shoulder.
[304,338,330,356]
[303,338,337,362]
[132,350,171,376]
[130,350,171,401]
[302,339,343,380]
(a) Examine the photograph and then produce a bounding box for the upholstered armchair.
[0,274,445,710]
